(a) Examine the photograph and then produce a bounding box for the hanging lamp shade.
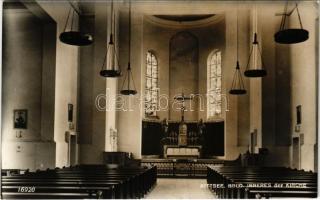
[120,1,137,95]
[244,33,267,77]
[59,7,93,46]
[120,63,137,95]
[229,7,246,95]
[229,61,247,95]
[274,2,308,44]
[100,1,121,77]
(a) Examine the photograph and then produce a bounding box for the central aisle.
[145,178,214,199]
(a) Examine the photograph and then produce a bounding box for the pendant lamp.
[59,6,93,46]
[120,1,137,95]
[244,33,267,77]
[274,2,308,44]
[229,9,246,95]
[100,0,121,77]
[229,61,247,95]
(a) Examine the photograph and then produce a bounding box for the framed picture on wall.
[68,103,73,122]
[296,105,302,125]
[13,109,27,129]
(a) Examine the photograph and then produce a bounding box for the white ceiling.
[77,1,288,16]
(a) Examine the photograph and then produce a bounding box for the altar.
[163,145,202,158]
[142,92,224,158]
[163,93,203,158]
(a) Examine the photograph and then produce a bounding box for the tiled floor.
[146,178,214,199]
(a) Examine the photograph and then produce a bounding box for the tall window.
[145,51,158,116]
[207,51,222,118]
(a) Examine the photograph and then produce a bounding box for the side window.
[145,51,159,117]
[207,51,222,119]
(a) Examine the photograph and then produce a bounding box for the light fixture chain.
[111,0,114,34]
[295,3,303,29]
[70,10,75,32]
[280,1,289,30]
[256,45,265,69]
[236,6,239,61]
[231,69,237,89]
[128,0,131,67]
[239,69,245,89]
[101,45,110,70]
[110,0,115,70]
[121,71,128,91]
[114,46,120,71]
[245,47,254,71]
[63,7,72,32]
[130,69,137,91]
[128,65,130,90]
[236,70,240,89]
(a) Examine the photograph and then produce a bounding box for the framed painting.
[296,105,301,125]
[14,109,27,129]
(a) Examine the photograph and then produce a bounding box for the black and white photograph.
[0,0,319,199]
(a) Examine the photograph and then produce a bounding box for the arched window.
[145,51,158,116]
[207,50,222,119]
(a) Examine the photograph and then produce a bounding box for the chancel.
[1,0,318,199]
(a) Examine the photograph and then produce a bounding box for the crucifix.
[174,92,192,146]
[174,92,193,122]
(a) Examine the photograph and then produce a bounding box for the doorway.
[292,137,300,170]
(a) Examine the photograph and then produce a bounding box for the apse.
[169,31,199,121]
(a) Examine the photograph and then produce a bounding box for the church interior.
[1,0,319,199]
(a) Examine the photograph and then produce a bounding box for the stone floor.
[145,178,214,199]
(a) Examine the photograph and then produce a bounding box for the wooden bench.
[2,165,157,199]
[207,166,317,198]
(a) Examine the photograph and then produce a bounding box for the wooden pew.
[2,165,157,199]
[44,167,156,197]
[2,178,121,198]
[2,185,112,199]
[207,166,317,198]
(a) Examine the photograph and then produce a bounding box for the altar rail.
[141,159,225,178]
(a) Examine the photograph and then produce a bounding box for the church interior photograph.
[0,0,319,199]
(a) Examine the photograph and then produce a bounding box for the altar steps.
[141,159,226,178]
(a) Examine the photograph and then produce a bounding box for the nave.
[2,163,317,199]
[146,178,213,199]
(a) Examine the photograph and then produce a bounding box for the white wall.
[3,1,316,169]
[258,2,318,171]
[116,3,252,159]
[2,3,56,170]
[289,2,318,171]
[2,8,43,141]
[78,2,119,163]
[224,8,251,159]
[36,1,80,167]
[43,1,318,170]
[117,9,143,158]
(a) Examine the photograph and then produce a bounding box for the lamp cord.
[296,3,303,29]
[234,5,245,90]
[111,0,114,36]
[113,8,120,71]
[100,2,111,71]
[128,0,131,70]
[236,7,239,62]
